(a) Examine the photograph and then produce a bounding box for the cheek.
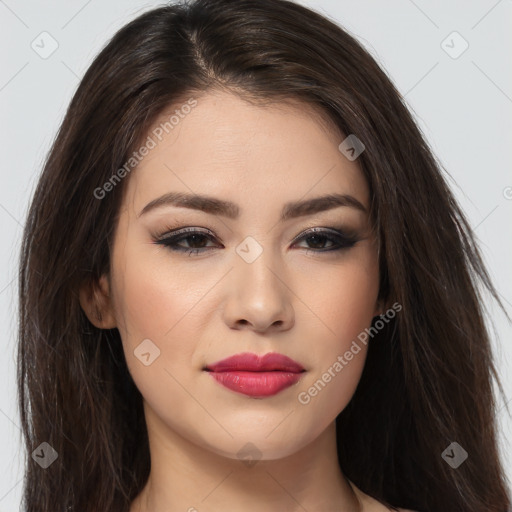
[327,264,379,346]
[111,232,216,335]
[293,252,378,413]
[110,244,211,387]
[296,346,367,433]
[296,248,379,350]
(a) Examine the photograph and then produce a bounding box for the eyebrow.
[138,191,367,221]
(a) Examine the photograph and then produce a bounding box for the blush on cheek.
[309,286,378,348]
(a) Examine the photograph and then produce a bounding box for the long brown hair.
[17,1,511,511]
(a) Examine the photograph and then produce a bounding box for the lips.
[204,352,305,398]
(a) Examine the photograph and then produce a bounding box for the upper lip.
[204,352,305,373]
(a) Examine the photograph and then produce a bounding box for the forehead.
[123,90,369,217]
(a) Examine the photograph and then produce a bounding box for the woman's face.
[101,89,381,461]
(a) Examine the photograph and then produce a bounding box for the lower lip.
[207,371,303,397]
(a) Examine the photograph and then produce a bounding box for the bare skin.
[80,89,412,512]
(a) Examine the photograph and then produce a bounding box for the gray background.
[0,0,511,509]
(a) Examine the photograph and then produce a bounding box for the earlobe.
[78,274,117,329]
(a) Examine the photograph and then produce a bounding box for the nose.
[221,249,294,333]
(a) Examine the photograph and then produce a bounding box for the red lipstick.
[204,352,305,398]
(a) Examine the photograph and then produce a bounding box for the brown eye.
[292,228,359,253]
[154,228,220,256]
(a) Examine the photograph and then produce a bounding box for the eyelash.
[152,226,360,256]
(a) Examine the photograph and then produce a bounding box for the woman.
[17,0,511,511]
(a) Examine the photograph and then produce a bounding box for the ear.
[79,274,117,329]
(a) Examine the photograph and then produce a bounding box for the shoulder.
[348,479,418,512]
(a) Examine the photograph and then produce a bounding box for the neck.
[131,402,361,512]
